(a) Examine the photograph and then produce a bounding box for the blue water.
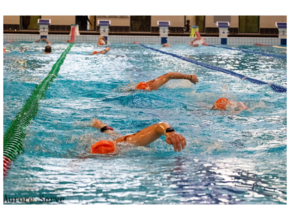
[3,42,287,204]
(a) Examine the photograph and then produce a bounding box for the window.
[20,16,41,30]
[130,16,151,32]
[196,16,205,33]
[239,16,259,33]
[76,16,96,31]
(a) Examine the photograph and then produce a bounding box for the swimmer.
[98,36,107,46]
[90,119,187,154]
[189,37,205,47]
[44,45,52,54]
[35,37,53,45]
[162,43,171,47]
[89,47,110,55]
[212,98,249,114]
[136,72,199,91]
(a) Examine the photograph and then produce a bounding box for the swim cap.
[136,82,150,90]
[212,98,232,110]
[3,48,7,53]
[91,140,115,154]
[93,51,98,54]
[67,40,70,43]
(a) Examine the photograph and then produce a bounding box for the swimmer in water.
[90,119,187,154]
[136,72,199,91]
[212,98,249,114]
[35,37,53,45]
[3,48,7,53]
[189,37,209,47]
[98,36,107,46]
[89,47,110,55]
[44,45,52,54]
[162,43,171,47]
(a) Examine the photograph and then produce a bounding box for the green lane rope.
[3,43,74,175]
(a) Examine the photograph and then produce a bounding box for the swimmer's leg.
[146,72,198,90]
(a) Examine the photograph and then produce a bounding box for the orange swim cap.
[3,48,7,53]
[67,40,70,43]
[136,82,150,90]
[91,140,115,154]
[212,98,232,110]
[93,51,98,54]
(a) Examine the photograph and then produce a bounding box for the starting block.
[38,19,51,38]
[158,21,170,44]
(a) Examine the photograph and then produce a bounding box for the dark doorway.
[76,16,95,31]
[196,16,205,33]
[239,16,259,33]
[130,16,151,32]
[20,16,41,30]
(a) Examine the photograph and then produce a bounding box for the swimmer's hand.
[190,75,199,84]
[165,133,186,152]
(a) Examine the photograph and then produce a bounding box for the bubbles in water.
[202,141,223,154]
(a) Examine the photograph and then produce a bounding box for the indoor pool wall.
[3,40,287,204]
[4,34,282,46]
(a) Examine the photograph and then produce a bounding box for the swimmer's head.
[162,43,171,47]
[91,140,115,154]
[193,44,199,47]
[67,40,70,43]
[3,48,6,53]
[212,98,232,111]
[45,45,52,53]
[93,51,98,54]
[136,82,150,90]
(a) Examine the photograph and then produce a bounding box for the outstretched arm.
[114,122,186,152]
[98,47,110,54]
[35,38,53,44]
[146,72,199,90]
[91,119,120,138]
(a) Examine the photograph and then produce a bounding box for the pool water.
[3,42,287,204]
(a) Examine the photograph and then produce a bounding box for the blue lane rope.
[139,44,287,93]
[207,44,287,59]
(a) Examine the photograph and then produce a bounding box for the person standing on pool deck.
[135,72,199,91]
[90,119,186,154]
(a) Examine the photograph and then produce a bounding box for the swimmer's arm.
[156,122,187,152]
[99,48,110,54]
[35,38,52,44]
[115,122,186,152]
[165,72,199,84]
[91,119,120,137]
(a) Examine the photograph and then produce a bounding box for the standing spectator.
[185,20,190,32]
[22,16,31,29]
[81,16,92,30]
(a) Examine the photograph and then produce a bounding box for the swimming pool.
[3,42,287,204]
